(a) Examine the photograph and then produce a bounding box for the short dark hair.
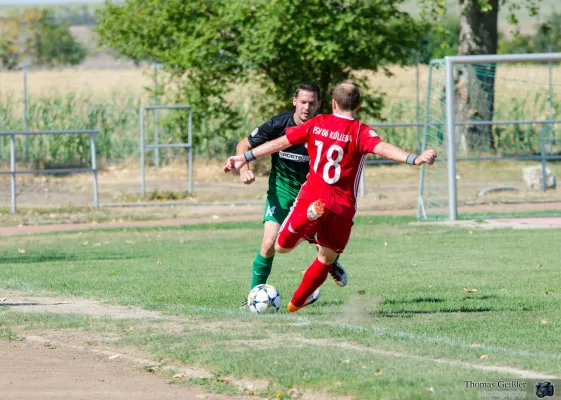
[294,82,321,101]
[332,83,360,111]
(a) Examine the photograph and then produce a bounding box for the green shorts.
[262,194,296,225]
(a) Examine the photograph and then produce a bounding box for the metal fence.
[139,105,193,198]
[0,130,99,213]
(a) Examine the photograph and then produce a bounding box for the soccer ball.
[248,284,281,314]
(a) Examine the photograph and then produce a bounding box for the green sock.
[251,253,274,289]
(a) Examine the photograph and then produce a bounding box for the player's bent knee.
[261,239,276,256]
[274,242,291,254]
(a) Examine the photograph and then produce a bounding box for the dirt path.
[0,291,347,400]
[0,340,252,400]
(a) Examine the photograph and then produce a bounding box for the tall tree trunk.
[455,0,499,153]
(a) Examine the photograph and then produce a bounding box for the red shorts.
[277,197,354,253]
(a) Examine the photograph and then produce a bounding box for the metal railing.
[0,130,100,214]
[359,119,561,200]
[140,105,193,198]
[417,118,561,220]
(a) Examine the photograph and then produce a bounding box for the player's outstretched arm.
[224,136,292,173]
[235,137,256,184]
[373,143,437,166]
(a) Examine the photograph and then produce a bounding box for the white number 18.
[313,140,344,184]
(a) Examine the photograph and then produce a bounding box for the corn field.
[1,64,560,169]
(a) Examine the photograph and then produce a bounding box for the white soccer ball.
[247,284,281,314]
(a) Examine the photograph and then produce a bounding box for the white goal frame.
[443,52,561,220]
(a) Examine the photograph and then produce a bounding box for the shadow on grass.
[374,306,494,318]
[0,250,140,265]
[462,295,498,301]
[384,297,445,305]
[0,302,68,307]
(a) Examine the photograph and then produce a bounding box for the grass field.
[0,216,559,399]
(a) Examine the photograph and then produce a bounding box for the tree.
[96,0,249,152]
[234,0,423,118]
[415,17,459,64]
[0,8,87,69]
[419,0,541,152]
[96,0,423,152]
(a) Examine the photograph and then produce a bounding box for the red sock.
[291,258,332,307]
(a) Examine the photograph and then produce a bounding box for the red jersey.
[285,113,383,219]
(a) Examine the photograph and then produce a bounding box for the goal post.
[418,52,561,221]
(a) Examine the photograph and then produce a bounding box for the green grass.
[0,216,560,399]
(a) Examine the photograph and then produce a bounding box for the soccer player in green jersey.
[236,83,347,306]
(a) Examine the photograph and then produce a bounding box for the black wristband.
[244,150,256,162]
[406,154,418,165]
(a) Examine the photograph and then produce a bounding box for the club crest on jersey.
[250,128,258,137]
[369,129,378,137]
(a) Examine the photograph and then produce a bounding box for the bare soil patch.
[0,290,348,400]
[0,339,250,400]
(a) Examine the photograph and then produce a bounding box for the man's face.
[293,90,320,123]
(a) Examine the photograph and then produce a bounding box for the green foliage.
[498,12,561,54]
[96,0,247,150]
[96,0,423,133]
[417,0,541,25]
[233,0,423,118]
[414,17,459,63]
[0,8,88,69]
[33,14,88,66]
[0,93,140,167]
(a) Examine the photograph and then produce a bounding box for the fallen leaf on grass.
[545,291,552,295]
[18,249,25,254]
[384,242,388,246]
[0,298,6,302]
[537,263,542,268]
[124,327,135,333]
[361,365,367,369]
[221,379,230,384]
[480,354,489,360]
[108,354,121,360]
[375,368,383,376]
[157,259,163,265]
[273,360,278,365]
[464,287,477,293]
[427,387,435,393]
[471,343,482,347]
[335,382,342,387]
[339,359,350,363]
[356,290,366,295]
[172,373,185,379]
[541,320,548,325]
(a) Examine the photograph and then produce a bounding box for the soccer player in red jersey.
[224,83,437,312]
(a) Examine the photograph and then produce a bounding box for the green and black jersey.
[248,111,310,201]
